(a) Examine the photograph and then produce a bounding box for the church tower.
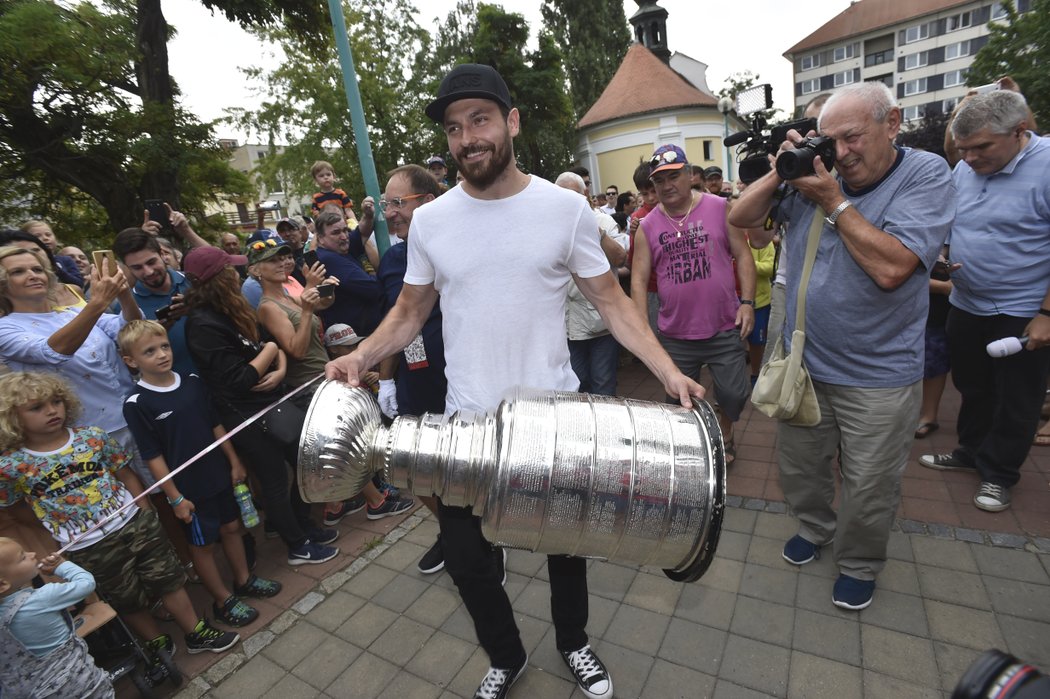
[630,0,671,64]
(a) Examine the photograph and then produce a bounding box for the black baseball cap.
[425,63,513,123]
[703,166,723,178]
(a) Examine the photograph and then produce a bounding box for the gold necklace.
[665,192,699,234]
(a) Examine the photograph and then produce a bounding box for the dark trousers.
[568,334,620,396]
[946,306,1050,487]
[437,502,589,668]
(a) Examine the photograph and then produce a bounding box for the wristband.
[168,495,185,507]
[1039,308,1050,318]
[739,299,755,307]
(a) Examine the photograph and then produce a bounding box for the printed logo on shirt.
[404,333,429,370]
[155,411,173,421]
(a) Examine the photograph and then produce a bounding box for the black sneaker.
[305,527,339,545]
[323,495,366,526]
[974,482,1011,512]
[213,596,259,627]
[287,539,339,566]
[147,633,175,658]
[366,494,414,520]
[561,645,613,699]
[418,536,444,574]
[474,653,528,699]
[185,619,239,654]
[918,453,975,471]
[234,574,282,598]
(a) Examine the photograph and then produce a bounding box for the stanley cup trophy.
[298,381,726,582]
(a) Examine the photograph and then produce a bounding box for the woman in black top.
[182,246,339,566]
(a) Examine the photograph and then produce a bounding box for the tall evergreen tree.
[540,0,630,120]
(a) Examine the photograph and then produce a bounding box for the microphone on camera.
[723,131,751,148]
[986,336,1029,358]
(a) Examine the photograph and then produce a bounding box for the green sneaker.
[234,574,282,599]
[147,633,175,657]
[185,618,240,654]
[213,596,259,627]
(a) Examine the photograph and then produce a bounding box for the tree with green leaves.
[539,0,630,120]
[896,111,950,160]
[967,0,1049,128]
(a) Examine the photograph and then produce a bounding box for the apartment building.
[785,0,1032,122]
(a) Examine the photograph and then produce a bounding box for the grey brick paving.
[191,506,1050,699]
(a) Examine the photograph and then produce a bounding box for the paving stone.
[242,629,275,658]
[927,522,955,539]
[955,527,985,544]
[515,612,551,657]
[372,538,429,573]
[623,570,683,615]
[860,624,939,686]
[1033,537,1050,553]
[586,594,620,639]
[742,497,766,511]
[369,615,436,666]
[584,640,655,699]
[917,566,991,609]
[971,544,1050,585]
[792,609,860,665]
[292,591,325,615]
[989,532,1028,549]
[729,596,794,647]
[304,590,367,633]
[724,495,744,508]
[713,529,749,561]
[983,577,1050,622]
[858,588,929,636]
[787,651,862,699]
[439,602,478,644]
[505,549,547,578]
[745,535,788,568]
[505,667,574,698]
[333,601,399,647]
[723,507,757,534]
[998,615,1050,667]
[402,584,459,628]
[738,562,797,606]
[326,651,399,699]
[260,672,322,698]
[925,600,1005,651]
[446,647,492,698]
[340,561,398,598]
[261,620,328,670]
[912,537,978,572]
[862,670,943,699]
[657,617,726,675]
[766,501,788,514]
[888,528,918,559]
[933,642,986,694]
[209,654,286,699]
[585,561,638,601]
[898,519,926,534]
[641,659,715,698]
[753,511,792,540]
[697,557,744,594]
[794,548,839,579]
[172,677,209,699]
[514,578,555,622]
[604,603,670,655]
[876,559,921,596]
[794,573,856,620]
[712,679,774,698]
[718,635,790,697]
[675,584,737,631]
[371,572,430,614]
[375,672,443,699]
[289,634,362,691]
[269,609,301,634]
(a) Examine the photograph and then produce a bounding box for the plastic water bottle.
[233,483,260,528]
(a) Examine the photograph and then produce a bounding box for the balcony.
[864,49,894,67]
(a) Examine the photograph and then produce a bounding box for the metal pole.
[326,0,390,256]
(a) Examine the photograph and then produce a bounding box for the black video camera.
[724,116,818,184]
[775,136,836,180]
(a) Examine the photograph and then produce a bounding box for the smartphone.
[974,81,1001,94]
[317,283,335,299]
[303,250,319,268]
[92,250,118,274]
[154,305,172,322]
[145,199,167,225]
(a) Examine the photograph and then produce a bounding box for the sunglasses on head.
[250,239,278,251]
[650,150,681,168]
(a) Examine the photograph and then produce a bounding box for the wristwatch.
[740,299,755,307]
[824,200,853,228]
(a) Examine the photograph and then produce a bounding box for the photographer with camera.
[730,82,954,611]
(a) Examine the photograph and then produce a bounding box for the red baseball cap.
[183,246,247,283]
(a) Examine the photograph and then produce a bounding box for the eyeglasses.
[249,239,278,251]
[650,150,681,169]
[378,194,426,211]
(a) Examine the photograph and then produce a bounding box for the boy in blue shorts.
[0,371,239,657]
[120,320,281,627]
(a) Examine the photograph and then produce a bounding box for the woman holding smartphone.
[249,240,413,524]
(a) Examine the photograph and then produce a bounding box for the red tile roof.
[578,43,717,129]
[785,0,975,55]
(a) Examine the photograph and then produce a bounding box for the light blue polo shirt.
[948,133,1050,317]
[132,269,197,376]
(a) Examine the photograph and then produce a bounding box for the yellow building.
[576,1,747,195]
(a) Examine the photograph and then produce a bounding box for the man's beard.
[455,133,514,190]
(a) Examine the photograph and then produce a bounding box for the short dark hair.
[387,164,442,199]
[314,211,345,238]
[615,192,634,213]
[569,166,589,178]
[113,228,161,262]
[691,165,704,176]
[632,162,652,190]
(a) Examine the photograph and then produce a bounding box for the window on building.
[902,105,925,122]
[904,23,929,43]
[991,2,1008,19]
[832,44,855,62]
[942,97,960,114]
[703,140,713,161]
[833,70,856,87]
[946,11,972,31]
[800,53,820,70]
[903,77,928,96]
[945,40,971,60]
[800,78,820,95]
[943,69,967,88]
[903,51,928,70]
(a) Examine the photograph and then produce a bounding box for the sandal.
[1034,432,1050,447]
[724,437,736,466]
[914,422,939,439]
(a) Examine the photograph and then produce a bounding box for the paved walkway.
[121,363,1050,698]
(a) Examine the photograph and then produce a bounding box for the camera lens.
[775,148,814,180]
[952,650,1050,699]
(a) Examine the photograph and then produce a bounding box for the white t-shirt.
[405,176,610,414]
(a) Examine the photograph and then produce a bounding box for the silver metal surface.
[297,381,725,581]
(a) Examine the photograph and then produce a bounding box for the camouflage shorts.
[66,508,186,613]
